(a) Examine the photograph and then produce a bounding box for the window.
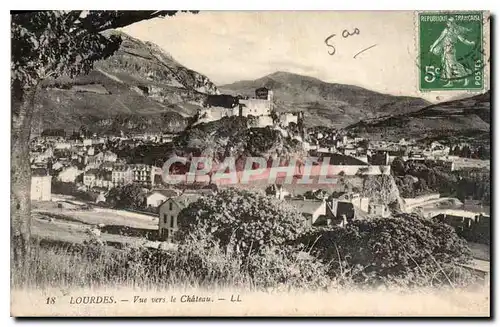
[163,214,167,225]
[169,202,173,211]
[170,215,175,228]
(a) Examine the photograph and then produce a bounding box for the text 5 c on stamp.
[419,11,484,91]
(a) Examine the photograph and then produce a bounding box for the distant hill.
[220,71,430,128]
[346,91,491,141]
[32,31,219,135]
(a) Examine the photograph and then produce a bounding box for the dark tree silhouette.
[11,10,197,266]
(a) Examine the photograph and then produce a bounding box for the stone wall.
[239,99,272,116]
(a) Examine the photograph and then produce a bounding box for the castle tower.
[267,90,274,113]
[267,90,274,102]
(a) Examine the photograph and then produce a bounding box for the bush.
[51,180,96,202]
[173,238,248,287]
[176,188,309,255]
[299,214,473,286]
[107,184,146,209]
[245,246,330,290]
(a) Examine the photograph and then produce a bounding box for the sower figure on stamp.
[429,17,475,87]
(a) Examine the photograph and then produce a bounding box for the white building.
[57,166,81,183]
[111,165,134,187]
[146,189,180,208]
[368,203,390,218]
[83,169,98,187]
[131,164,155,188]
[289,199,326,226]
[31,174,52,201]
[158,194,201,241]
[54,142,72,150]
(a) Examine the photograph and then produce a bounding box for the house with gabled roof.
[158,193,201,241]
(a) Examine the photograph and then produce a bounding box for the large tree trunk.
[11,84,38,270]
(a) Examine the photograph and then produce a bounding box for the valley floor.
[31,199,163,250]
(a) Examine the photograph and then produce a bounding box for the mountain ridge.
[220,71,431,128]
[33,31,219,135]
[346,91,491,141]
[32,34,486,139]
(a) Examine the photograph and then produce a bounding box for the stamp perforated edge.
[413,10,490,95]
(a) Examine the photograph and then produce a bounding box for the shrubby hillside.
[347,91,490,141]
[33,30,218,135]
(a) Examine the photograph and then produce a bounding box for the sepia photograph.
[10,9,491,317]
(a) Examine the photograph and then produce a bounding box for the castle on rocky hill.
[195,87,304,130]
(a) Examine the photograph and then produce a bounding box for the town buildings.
[433,210,490,244]
[86,151,118,169]
[289,199,327,226]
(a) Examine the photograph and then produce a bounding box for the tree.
[477,146,489,160]
[460,145,472,158]
[299,214,473,286]
[362,174,395,206]
[390,156,405,176]
[11,10,196,265]
[106,184,146,209]
[176,188,309,255]
[356,139,369,149]
[304,189,328,200]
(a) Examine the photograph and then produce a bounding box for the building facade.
[57,166,81,183]
[31,175,52,201]
[158,194,200,241]
[111,165,134,187]
[131,164,155,188]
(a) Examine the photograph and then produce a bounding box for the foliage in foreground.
[106,184,147,209]
[176,188,309,255]
[12,230,478,292]
[12,237,330,291]
[12,188,478,291]
[299,214,474,286]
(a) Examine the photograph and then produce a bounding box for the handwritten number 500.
[325,28,361,56]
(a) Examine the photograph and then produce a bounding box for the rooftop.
[32,168,49,177]
[288,199,325,215]
[148,189,180,198]
[434,209,486,219]
[159,193,202,209]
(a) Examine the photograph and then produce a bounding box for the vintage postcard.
[10,10,491,317]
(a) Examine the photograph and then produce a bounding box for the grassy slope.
[33,31,219,134]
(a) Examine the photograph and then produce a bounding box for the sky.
[121,11,490,103]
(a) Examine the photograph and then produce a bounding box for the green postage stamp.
[418,11,485,91]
